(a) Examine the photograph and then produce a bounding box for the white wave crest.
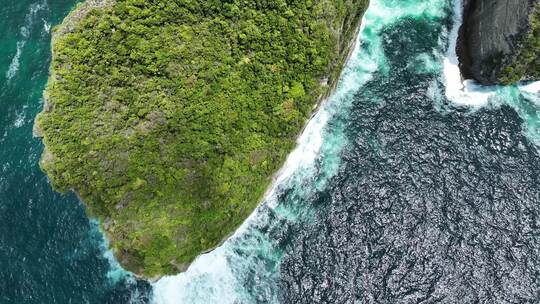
[5,0,48,81]
[6,42,24,81]
[519,81,540,94]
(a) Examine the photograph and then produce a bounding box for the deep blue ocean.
[0,0,150,302]
[2,0,540,303]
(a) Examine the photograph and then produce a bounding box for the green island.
[35,0,369,277]
[498,2,540,84]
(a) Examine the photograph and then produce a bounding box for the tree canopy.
[37,0,368,277]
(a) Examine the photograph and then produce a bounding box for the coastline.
[195,13,367,277]
[33,0,369,279]
[34,0,113,138]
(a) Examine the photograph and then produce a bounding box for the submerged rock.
[457,0,540,85]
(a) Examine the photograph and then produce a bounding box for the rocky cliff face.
[457,0,540,85]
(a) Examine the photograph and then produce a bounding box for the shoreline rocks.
[457,0,539,85]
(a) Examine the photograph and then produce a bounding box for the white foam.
[519,81,540,94]
[265,105,330,207]
[6,42,23,81]
[5,1,48,81]
[13,111,25,128]
[442,0,497,107]
[43,19,51,33]
[152,247,245,304]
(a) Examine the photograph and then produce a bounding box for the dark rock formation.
[457,0,540,85]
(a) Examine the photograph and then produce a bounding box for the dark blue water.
[3,0,540,303]
[279,17,540,303]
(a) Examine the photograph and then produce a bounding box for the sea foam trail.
[6,1,48,81]
[6,43,24,81]
[151,1,450,303]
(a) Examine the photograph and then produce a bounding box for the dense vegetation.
[498,3,540,84]
[36,0,368,277]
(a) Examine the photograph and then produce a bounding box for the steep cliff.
[457,0,540,85]
[36,0,369,278]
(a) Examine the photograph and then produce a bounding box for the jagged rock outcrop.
[457,0,540,85]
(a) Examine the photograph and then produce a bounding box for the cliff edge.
[457,0,540,85]
[36,0,369,278]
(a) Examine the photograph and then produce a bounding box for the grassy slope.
[498,3,540,84]
[36,0,368,277]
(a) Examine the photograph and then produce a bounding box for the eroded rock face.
[457,0,539,85]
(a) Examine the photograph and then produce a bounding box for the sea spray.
[441,0,500,107]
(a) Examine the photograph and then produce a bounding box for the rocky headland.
[457,0,540,85]
[35,0,370,278]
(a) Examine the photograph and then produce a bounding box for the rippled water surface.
[3,0,540,303]
[0,1,150,303]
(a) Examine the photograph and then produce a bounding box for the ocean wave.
[5,0,48,82]
[12,109,25,128]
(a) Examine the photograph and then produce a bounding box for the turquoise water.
[3,0,540,303]
[0,1,149,303]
